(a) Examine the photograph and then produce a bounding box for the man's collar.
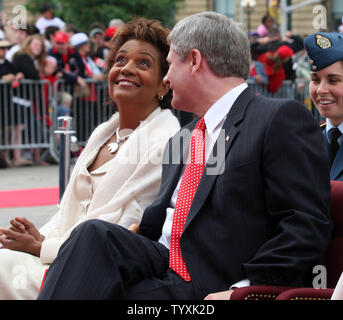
[204,83,248,135]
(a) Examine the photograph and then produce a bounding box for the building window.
[214,0,236,19]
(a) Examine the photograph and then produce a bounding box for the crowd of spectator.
[248,14,307,97]
[1,5,341,169]
[248,11,343,110]
[0,2,124,168]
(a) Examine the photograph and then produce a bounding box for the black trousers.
[37,219,197,300]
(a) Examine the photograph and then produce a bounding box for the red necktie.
[169,117,206,281]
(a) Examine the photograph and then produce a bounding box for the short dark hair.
[262,14,273,24]
[267,27,280,38]
[44,26,59,40]
[40,3,54,14]
[17,23,36,35]
[107,17,171,109]
[65,23,78,34]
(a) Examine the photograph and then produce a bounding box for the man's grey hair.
[168,11,251,79]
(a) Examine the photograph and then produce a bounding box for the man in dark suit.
[38,12,331,300]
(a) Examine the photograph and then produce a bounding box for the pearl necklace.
[108,127,132,154]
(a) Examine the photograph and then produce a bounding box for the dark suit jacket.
[322,125,343,181]
[140,87,332,298]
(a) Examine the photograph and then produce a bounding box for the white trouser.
[0,249,47,300]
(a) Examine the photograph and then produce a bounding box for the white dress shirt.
[158,83,250,289]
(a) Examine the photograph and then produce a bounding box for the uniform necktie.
[169,117,206,282]
[330,127,341,167]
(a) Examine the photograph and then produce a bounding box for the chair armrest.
[276,288,334,300]
[230,285,294,300]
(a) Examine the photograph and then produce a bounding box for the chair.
[275,287,334,300]
[230,285,294,300]
[231,180,343,300]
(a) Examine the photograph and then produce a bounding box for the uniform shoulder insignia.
[316,35,331,49]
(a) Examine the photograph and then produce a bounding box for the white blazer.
[39,107,180,264]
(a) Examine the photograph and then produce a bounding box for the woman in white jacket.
[0,18,180,299]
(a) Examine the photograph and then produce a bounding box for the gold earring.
[159,95,164,101]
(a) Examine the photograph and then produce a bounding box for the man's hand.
[204,289,234,300]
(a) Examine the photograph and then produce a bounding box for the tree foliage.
[26,0,184,31]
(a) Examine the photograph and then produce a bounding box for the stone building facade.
[1,0,342,37]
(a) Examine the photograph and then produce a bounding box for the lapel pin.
[226,135,230,142]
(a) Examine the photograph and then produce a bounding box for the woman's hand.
[10,217,45,242]
[0,217,44,256]
[128,223,140,234]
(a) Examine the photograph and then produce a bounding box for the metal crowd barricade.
[49,79,114,160]
[247,79,296,99]
[0,79,53,160]
[247,79,322,123]
[0,78,324,167]
[0,78,114,164]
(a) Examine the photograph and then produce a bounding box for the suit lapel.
[162,120,197,200]
[331,143,343,180]
[323,128,343,180]
[183,87,255,232]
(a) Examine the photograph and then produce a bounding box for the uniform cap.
[304,32,343,71]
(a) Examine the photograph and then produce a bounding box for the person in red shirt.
[258,44,294,93]
[40,55,72,119]
[252,28,295,94]
[48,31,86,90]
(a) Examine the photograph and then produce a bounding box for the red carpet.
[0,187,59,208]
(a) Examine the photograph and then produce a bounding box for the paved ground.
[0,164,61,229]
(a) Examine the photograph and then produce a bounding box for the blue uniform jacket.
[322,123,343,181]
